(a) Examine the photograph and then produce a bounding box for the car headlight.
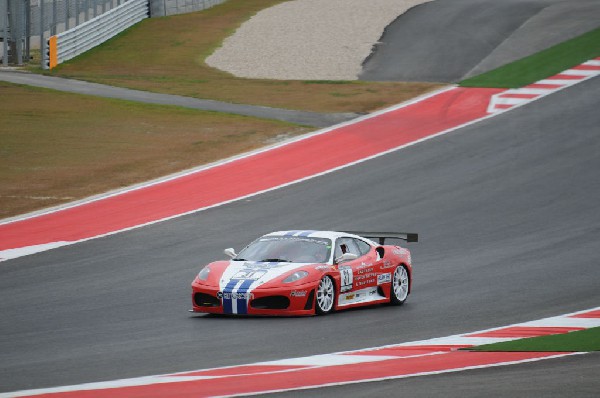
[197,266,210,281]
[283,270,309,283]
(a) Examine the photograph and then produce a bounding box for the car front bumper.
[191,282,317,316]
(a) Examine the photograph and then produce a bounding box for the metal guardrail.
[3,0,227,67]
[150,0,226,17]
[44,0,147,69]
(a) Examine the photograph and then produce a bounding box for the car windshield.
[235,236,332,264]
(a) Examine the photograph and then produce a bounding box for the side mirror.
[335,252,358,264]
[224,248,237,259]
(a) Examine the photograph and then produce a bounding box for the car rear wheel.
[315,276,335,315]
[390,265,409,305]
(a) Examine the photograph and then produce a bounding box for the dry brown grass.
[42,0,441,113]
[6,0,444,219]
[0,82,310,218]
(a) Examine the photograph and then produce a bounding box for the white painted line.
[397,335,520,347]
[560,69,599,77]
[583,60,600,66]
[491,96,526,105]
[257,353,400,367]
[0,241,70,261]
[518,317,600,329]
[537,78,580,86]
[505,88,550,95]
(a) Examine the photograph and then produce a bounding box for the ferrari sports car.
[190,230,417,316]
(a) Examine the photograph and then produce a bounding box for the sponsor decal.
[315,265,332,271]
[393,248,405,255]
[377,273,391,285]
[355,272,376,280]
[393,247,410,262]
[339,287,382,306]
[381,260,395,269]
[355,279,375,287]
[217,291,254,300]
[290,290,307,297]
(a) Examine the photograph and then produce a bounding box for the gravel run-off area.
[206,0,433,80]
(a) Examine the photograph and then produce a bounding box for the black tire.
[390,265,410,305]
[315,276,335,315]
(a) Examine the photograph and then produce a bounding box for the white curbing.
[486,57,600,113]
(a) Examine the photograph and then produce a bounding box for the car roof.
[264,230,373,243]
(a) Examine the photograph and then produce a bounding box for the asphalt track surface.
[2,1,600,396]
[360,0,600,82]
[1,74,599,396]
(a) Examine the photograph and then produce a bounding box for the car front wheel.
[315,276,335,315]
[390,265,409,305]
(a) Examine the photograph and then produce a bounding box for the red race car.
[190,230,417,316]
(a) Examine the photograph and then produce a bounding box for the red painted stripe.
[494,103,514,109]
[498,93,538,99]
[524,83,562,89]
[547,73,586,80]
[0,87,502,252]
[467,326,585,338]
[570,309,600,318]
[572,64,600,71]
[21,352,561,398]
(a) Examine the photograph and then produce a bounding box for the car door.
[334,237,379,293]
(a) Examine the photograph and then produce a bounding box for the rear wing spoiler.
[345,231,419,244]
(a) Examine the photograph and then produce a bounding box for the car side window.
[334,237,361,260]
[354,239,371,256]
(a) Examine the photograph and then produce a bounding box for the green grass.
[460,27,600,88]
[469,327,600,352]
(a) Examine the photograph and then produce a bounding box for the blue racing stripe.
[222,279,240,314]
[297,230,316,237]
[235,279,255,315]
[284,231,301,236]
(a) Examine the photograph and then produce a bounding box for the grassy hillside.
[38,0,439,113]
[0,82,309,218]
